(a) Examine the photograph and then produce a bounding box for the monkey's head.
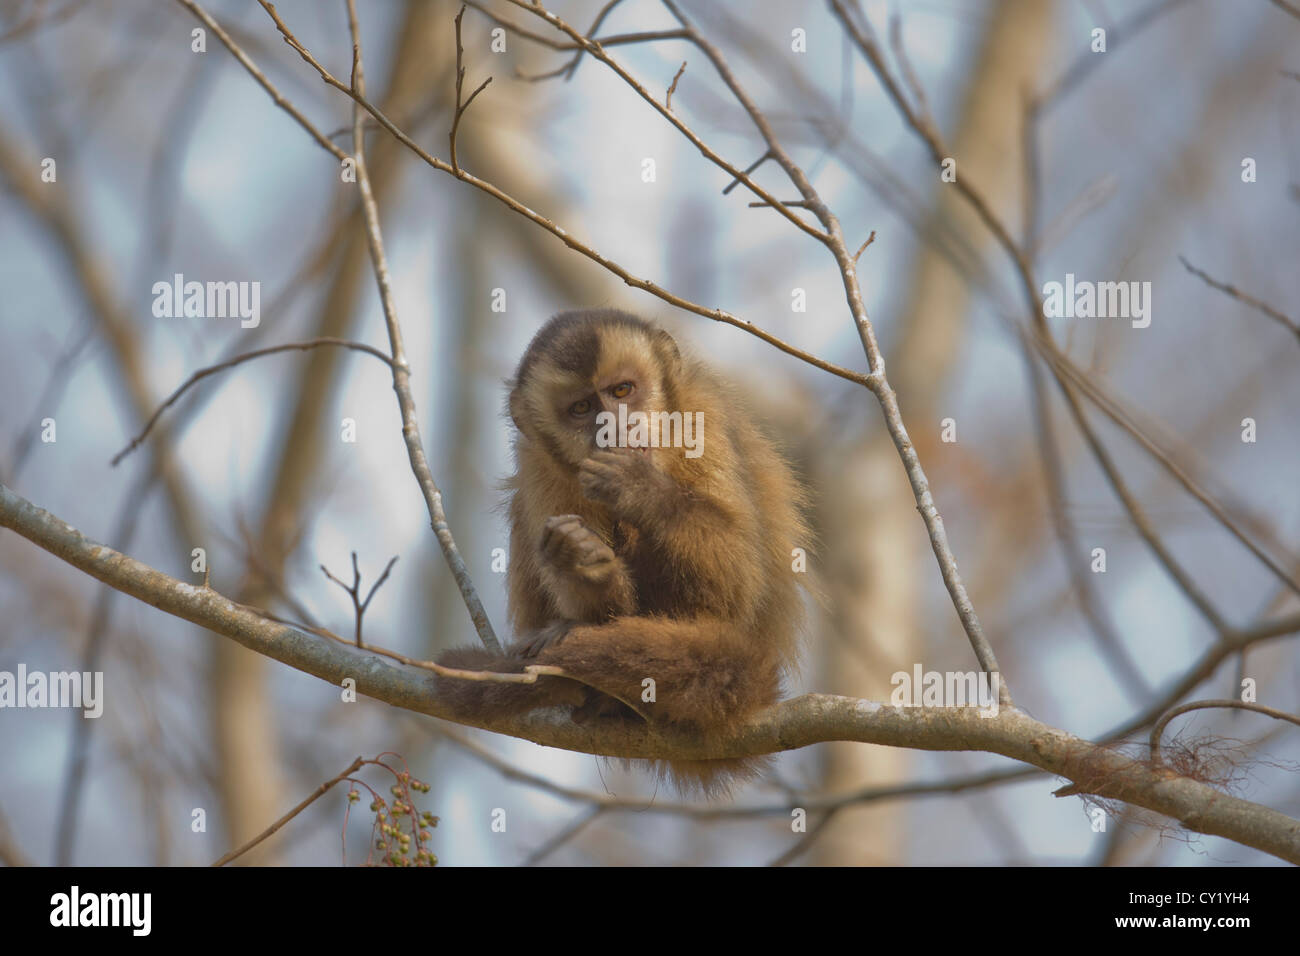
[508,309,683,468]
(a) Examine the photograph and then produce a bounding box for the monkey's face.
[509,314,682,470]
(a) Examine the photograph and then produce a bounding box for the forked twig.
[450,4,493,174]
[321,551,400,646]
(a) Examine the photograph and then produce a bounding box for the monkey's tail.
[640,756,775,800]
[432,615,782,799]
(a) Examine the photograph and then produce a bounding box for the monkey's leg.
[431,645,590,718]
[531,615,781,732]
[537,514,636,623]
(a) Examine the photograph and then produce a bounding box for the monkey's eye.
[610,382,633,399]
[569,398,593,416]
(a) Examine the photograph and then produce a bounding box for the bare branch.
[111,338,395,467]
[450,5,493,174]
[665,60,686,111]
[1178,255,1300,344]
[1037,0,1195,109]
[1150,700,1300,763]
[852,230,876,263]
[523,806,605,865]
[320,551,399,646]
[888,10,934,133]
[4,480,1297,862]
[212,756,365,866]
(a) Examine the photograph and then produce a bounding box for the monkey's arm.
[579,450,738,529]
[578,450,758,615]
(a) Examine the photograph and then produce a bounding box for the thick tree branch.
[3,482,1298,863]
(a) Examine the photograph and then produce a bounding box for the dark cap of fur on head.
[512,309,660,387]
[506,310,685,442]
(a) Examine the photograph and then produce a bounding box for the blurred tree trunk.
[814,0,1052,864]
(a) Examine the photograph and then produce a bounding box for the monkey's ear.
[652,328,682,376]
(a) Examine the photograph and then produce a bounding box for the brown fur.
[433,310,808,797]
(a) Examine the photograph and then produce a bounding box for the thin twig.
[768,807,841,866]
[1021,346,1151,698]
[5,327,94,483]
[221,608,553,685]
[663,0,1006,694]
[1037,335,1300,597]
[450,5,493,174]
[722,150,771,195]
[320,551,399,646]
[563,0,626,79]
[1103,612,1300,743]
[112,338,394,466]
[746,198,813,209]
[1150,700,1300,762]
[212,756,365,866]
[523,806,605,865]
[1178,255,1300,344]
[1037,0,1194,111]
[665,60,686,110]
[1026,327,1229,633]
[888,11,933,132]
[852,230,876,263]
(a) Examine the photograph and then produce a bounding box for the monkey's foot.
[515,619,574,658]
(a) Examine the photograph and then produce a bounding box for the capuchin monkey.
[434,309,809,797]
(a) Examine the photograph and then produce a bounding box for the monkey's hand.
[579,449,676,524]
[538,514,637,621]
[540,514,619,584]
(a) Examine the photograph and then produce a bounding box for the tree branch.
[4,482,1299,863]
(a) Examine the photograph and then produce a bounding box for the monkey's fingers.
[578,457,624,504]
[544,513,586,527]
[583,450,636,471]
[540,514,586,556]
[574,543,615,568]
